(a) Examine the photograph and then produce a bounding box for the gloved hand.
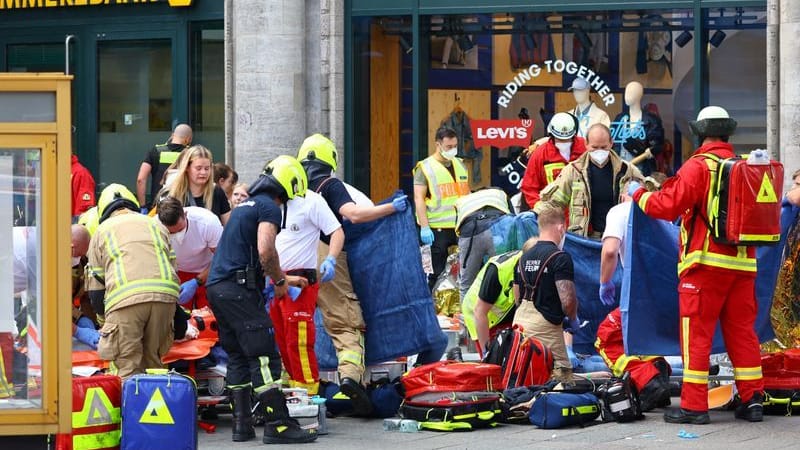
[627,181,642,197]
[288,286,302,302]
[564,316,582,334]
[566,345,580,369]
[140,206,150,215]
[392,195,408,212]
[599,281,616,306]
[76,316,95,330]
[74,326,100,349]
[319,255,337,283]
[178,279,199,305]
[420,226,434,246]
[262,284,275,302]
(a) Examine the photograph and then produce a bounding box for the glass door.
[96,39,173,190]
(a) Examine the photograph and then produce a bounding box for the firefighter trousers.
[207,280,280,393]
[269,281,320,394]
[316,243,366,383]
[678,269,764,412]
[595,336,664,392]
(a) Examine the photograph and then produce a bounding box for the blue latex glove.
[262,283,275,302]
[76,316,95,330]
[287,286,302,302]
[178,278,199,305]
[566,346,580,369]
[140,206,150,215]
[420,226,434,246]
[627,181,642,197]
[392,195,409,212]
[319,255,337,283]
[599,281,616,306]
[564,317,582,334]
[74,326,100,349]
[782,195,793,208]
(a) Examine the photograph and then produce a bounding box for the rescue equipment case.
[121,370,197,450]
[761,350,800,415]
[55,374,122,450]
[482,326,554,389]
[696,152,783,246]
[528,391,601,429]
[401,361,502,398]
[399,391,502,431]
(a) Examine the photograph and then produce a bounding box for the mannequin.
[612,81,664,176]
[569,77,610,138]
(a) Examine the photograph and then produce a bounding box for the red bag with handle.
[401,361,502,398]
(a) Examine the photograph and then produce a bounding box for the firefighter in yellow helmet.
[206,155,317,445]
[87,183,180,380]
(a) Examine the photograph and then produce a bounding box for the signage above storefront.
[471,119,534,148]
[497,58,614,109]
[0,0,192,11]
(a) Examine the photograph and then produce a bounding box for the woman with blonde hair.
[167,144,231,224]
[230,182,249,207]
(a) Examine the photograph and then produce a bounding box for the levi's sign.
[471,119,534,148]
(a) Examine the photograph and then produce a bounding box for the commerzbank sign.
[0,0,192,10]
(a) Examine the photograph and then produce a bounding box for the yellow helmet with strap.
[97,183,139,223]
[77,206,100,236]
[262,155,308,200]
[297,133,338,171]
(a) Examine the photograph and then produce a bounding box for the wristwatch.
[195,276,204,286]
[275,278,287,287]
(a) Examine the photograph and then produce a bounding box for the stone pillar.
[230,0,307,183]
[321,0,346,176]
[780,0,800,186]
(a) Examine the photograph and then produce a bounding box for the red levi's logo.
[471,120,534,148]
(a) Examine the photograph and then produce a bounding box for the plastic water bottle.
[399,419,421,432]
[383,418,402,431]
[311,396,328,435]
[420,245,434,275]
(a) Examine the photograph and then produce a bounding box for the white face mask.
[589,150,610,166]
[554,142,572,160]
[72,256,82,267]
[441,148,458,160]
[171,228,187,246]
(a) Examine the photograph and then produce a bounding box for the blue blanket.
[621,203,783,355]
[315,193,446,369]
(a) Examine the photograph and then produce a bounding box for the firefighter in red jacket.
[630,106,765,424]
[71,154,96,218]
[520,112,587,210]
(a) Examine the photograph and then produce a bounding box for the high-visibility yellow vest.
[156,143,181,166]
[454,188,510,234]
[416,157,470,229]
[462,251,521,340]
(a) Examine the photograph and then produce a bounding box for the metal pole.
[64,35,75,75]
[766,0,779,161]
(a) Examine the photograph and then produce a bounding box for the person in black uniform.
[136,123,192,210]
[206,155,316,445]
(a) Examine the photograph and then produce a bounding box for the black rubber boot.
[735,392,764,422]
[340,377,373,416]
[639,377,670,412]
[259,388,318,445]
[663,407,710,424]
[231,387,255,442]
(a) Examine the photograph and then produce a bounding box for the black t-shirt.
[308,177,354,245]
[187,186,231,221]
[588,161,615,233]
[478,264,516,327]
[143,142,184,206]
[206,193,282,286]
[514,241,574,325]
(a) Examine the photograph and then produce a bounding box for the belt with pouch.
[286,268,317,285]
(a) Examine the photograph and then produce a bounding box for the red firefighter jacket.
[520,136,587,209]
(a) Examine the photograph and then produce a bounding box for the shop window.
[190,22,224,160]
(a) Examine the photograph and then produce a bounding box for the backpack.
[399,391,502,431]
[482,326,554,389]
[694,151,783,246]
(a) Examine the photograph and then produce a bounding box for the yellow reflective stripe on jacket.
[544,162,566,184]
[104,278,180,310]
[637,191,652,211]
[147,221,172,281]
[733,366,763,381]
[158,150,181,165]
[419,158,469,228]
[72,430,121,450]
[678,250,757,275]
[104,232,127,286]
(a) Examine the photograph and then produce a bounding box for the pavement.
[198,401,800,450]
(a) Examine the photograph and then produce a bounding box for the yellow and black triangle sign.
[139,387,175,425]
[756,172,778,203]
